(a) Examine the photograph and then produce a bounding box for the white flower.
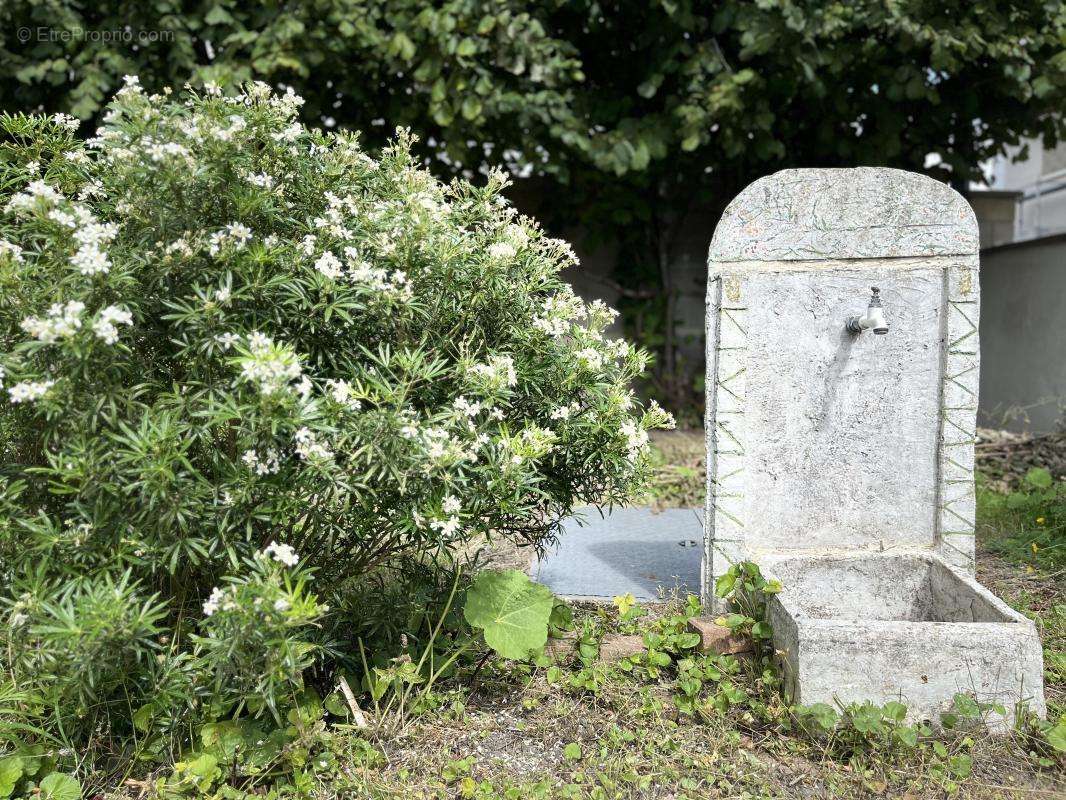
[145,139,191,163]
[453,396,481,417]
[203,587,225,616]
[294,427,334,462]
[273,597,291,612]
[503,223,529,249]
[648,399,677,430]
[48,208,76,227]
[25,161,40,175]
[442,495,461,514]
[551,404,579,421]
[165,237,194,257]
[431,516,461,537]
[238,333,304,395]
[272,122,303,143]
[575,348,605,369]
[314,251,344,279]
[5,180,63,214]
[226,222,252,244]
[0,240,23,263]
[92,305,133,345]
[248,331,272,350]
[326,379,360,409]
[52,113,80,131]
[532,293,583,338]
[295,375,313,401]
[69,213,118,276]
[70,244,111,275]
[263,540,299,567]
[621,420,650,461]
[242,448,280,475]
[467,354,517,389]
[245,172,274,189]
[211,115,247,142]
[21,300,84,343]
[420,427,455,461]
[8,380,54,404]
[487,241,517,263]
[119,74,142,95]
[208,223,252,255]
[216,332,241,350]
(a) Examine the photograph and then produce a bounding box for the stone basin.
[763,552,1046,729]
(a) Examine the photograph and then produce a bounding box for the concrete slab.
[530,506,702,601]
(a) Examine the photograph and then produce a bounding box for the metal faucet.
[846,286,889,335]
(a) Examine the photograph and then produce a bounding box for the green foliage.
[0,81,669,765]
[4,1,1064,407]
[713,561,781,643]
[978,468,1065,570]
[0,749,79,800]
[463,569,555,660]
[2,2,1064,184]
[1045,716,1066,753]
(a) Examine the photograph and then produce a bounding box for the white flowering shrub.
[0,80,672,750]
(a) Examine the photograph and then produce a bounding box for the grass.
[299,605,1063,800]
[94,430,1064,799]
[275,431,1063,800]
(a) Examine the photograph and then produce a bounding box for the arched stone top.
[709,167,979,264]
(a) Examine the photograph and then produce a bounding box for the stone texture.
[704,167,1045,727]
[687,617,752,655]
[740,268,943,551]
[704,169,986,598]
[597,634,645,662]
[766,554,1045,730]
[709,168,978,263]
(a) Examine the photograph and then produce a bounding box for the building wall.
[979,235,1066,433]
[966,191,1019,249]
[992,138,1066,241]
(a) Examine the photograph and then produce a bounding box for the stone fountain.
[703,168,1045,727]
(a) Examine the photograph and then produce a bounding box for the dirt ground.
[426,428,1066,799]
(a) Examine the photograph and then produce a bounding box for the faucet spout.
[846,286,889,335]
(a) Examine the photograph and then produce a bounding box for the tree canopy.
[3,0,1065,404]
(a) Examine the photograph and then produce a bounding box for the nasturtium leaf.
[38,774,81,800]
[549,600,574,633]
[463,569,554,660]
[894,726,919,747]
[882,700,908,722]
[1045,719,1066,752]
[0,757,23,798]
[804,703,838,731]
[714,571,737,597]
[951,692,981,719]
